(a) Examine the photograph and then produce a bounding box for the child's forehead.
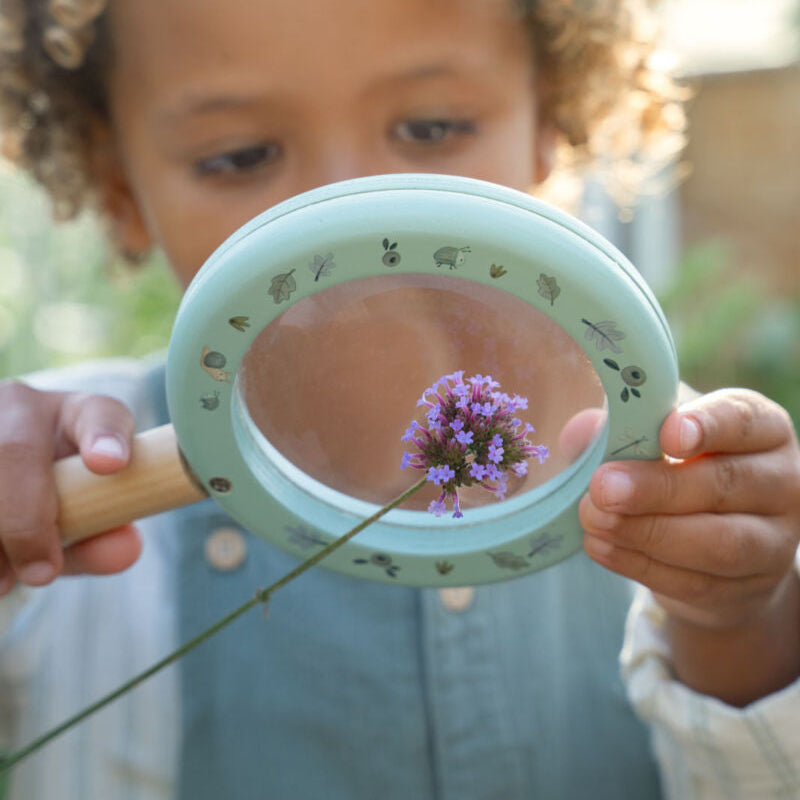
[106,0,533,116]
[108,0,527,76]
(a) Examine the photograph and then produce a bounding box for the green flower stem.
[0,476,427,774]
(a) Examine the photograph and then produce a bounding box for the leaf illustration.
[228,316,251,332]
[309,252,336,282]
[489,263,507,279]
[610,431,649,457]
[603,358,620,371]
[527,533,563,558]
[487,551,529,571]
[268,269,297,304]
[581,319,625,353]
[285,525,328,550]
[621,387,630,402]
[382,238,389,250]
[537,273,561,305]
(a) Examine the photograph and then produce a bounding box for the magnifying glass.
[54,174,679,586]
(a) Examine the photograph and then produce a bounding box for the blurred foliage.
[658,240,800,428]
[0,165,180,379]
[0,163,798,433]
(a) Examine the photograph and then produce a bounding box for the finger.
[582,533,774,613]
[0,382,65,584]
[61,525,143,575]
[660,388,797,459]
[580,494,794,578]
[0,547,15,597]
[558,408,606,463]
[58,393,136,474]
[590,449,798,516]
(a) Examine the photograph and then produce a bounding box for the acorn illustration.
[208,476,232,493]
[381,238,401,266]
[433,245,471,269]
[353,552,400,578]
[621,366,647,387]
[201,347,232,382]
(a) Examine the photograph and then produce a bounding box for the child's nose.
[296,136,389,191]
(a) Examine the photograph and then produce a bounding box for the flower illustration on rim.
[400,371,549,518]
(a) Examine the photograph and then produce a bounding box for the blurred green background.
[0,165,181,380]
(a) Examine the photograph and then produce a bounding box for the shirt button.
[439,586,476,613]
[205,527,247,572]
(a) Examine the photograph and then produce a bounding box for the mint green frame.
[167,174,679,586]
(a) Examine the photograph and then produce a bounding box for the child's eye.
[194,143,282,177]
[392,119,477,145]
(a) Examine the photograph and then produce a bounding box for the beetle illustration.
[433,245,471,269]
[381,238,401,266]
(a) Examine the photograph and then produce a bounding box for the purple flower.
[400,371,549,518]
[531,445,550,465]
[428,496,447,517]
[426,405,442,426]
[455,430,474,446]
[426,465,456,486]
[470,462,487,480]
[402,420,419,442]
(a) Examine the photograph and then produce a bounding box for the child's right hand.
[0,381,143,597]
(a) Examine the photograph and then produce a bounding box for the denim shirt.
[148,365,664,800]
[7,359,799,800]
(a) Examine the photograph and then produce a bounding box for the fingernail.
[601,470,633,507]
[18,561,55,586]
[679,416,702,452]
[91,435,126,460]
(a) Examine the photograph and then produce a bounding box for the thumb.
[58,393,136,475]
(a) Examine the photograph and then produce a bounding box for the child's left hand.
[580,387,800,632]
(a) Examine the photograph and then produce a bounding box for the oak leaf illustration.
[537,273,560,305]
[268,269,297,304]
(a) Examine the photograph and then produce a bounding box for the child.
[0,1,798,798]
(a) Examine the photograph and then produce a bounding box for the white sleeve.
[621,552,800,800]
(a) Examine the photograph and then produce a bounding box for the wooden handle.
[54,424,208,544]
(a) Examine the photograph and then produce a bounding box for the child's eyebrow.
[155,93,264,129]
[154,62,481,130]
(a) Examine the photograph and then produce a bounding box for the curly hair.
[0,0,686,222]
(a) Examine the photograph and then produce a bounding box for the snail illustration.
[201,346,233,382]
[433,245,471,269]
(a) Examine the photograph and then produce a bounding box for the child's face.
[102,0,548,285]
